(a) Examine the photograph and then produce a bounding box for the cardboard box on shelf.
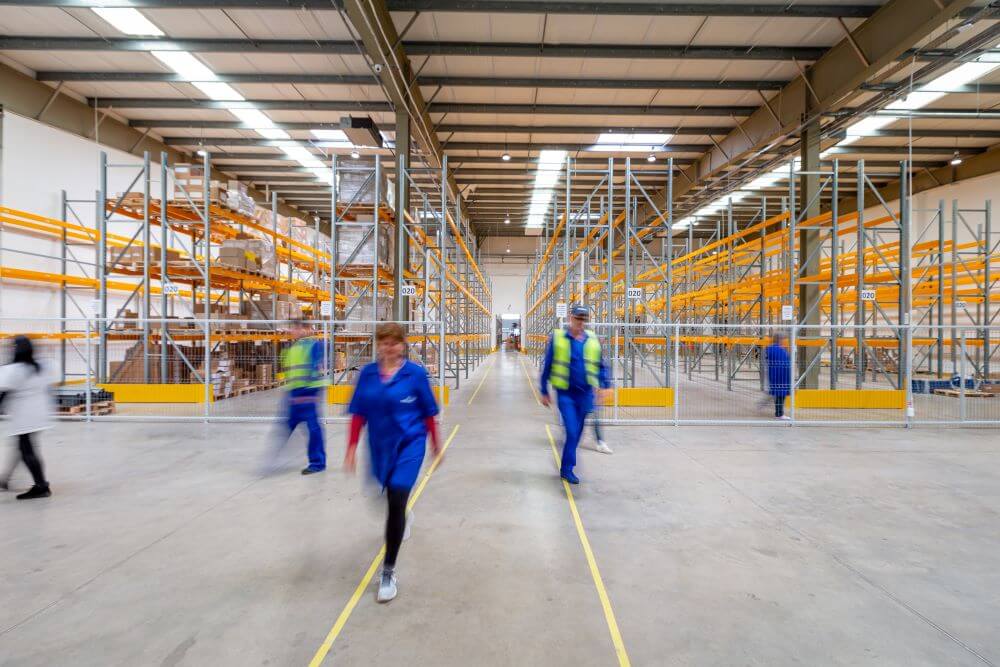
[336,219,394,268]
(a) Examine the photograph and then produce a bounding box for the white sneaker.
[376,569,398,603]
[778,415,791,421]
[594,440,613,455]
[403,512,412,541]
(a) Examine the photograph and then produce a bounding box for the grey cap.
[570,305,590,318]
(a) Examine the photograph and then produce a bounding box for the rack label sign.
[860,289,876,302]
[781,305,794,321]
[556,302,568,317]
[162,282,180,296]
[320,301,333,317]
[627,287,642,300]
[401,284,417,297]
[954,301,967,310]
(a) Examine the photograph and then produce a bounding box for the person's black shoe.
[301,467,325,475]
[16,485,51,500]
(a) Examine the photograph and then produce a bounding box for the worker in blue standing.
[765,332,792,421]
[539,305,611,485]
[279,319,326,474]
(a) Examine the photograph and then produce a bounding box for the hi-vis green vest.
[550,328,601,390]
[280,338,323,389]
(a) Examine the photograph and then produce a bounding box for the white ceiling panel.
[545,15,706,45]
[0,50,164,74]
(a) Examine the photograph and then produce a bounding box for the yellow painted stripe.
[467,356,496,405]
[546,424,631,667]
[519,357,543,406]
[307,424,461,667]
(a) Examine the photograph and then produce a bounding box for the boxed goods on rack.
[246,293,300,321]
[336,215,394,268]
[342,295,392,331]
[225,180,256,217]
[337,159,388,205]
[173,163,224,204]
[108,245,187,270]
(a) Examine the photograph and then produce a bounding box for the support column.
[394,108,410,322]
[797,113,822,389]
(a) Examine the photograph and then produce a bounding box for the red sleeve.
[347,414,366,453]
[424,416,440,453]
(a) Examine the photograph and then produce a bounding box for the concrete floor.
[2,349,999,666]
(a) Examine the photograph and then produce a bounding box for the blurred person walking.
[0,336,54,499]
[278,319,326,474]
[344,323,441,603]
[765,333,792,421]
[539,305,611,484]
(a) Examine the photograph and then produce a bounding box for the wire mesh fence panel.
[674,323,777,424]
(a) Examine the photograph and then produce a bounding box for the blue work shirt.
[765,343,791,397]
[348,359,440,489]
[288,337,325,398]
[539,328,611,397]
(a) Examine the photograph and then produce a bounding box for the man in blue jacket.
[539,305,611,484]
[279,319,326,473]
[765,332,791,421]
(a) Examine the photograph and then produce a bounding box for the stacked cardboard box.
[225,180,256,217]
[108,245,186,270]
[173,164,225,204]
[336,215,394,268]
[245,292,300,321]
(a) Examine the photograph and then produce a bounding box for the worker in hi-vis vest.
[278,319,326,474]
[539,305,611,485]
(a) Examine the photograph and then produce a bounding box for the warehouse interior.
[2,1,1000,665]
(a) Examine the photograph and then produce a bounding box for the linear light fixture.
[151,51,216,82]
[92,8,163,36]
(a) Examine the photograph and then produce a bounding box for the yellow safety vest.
[550,328,601,390]
[280,338,323,389]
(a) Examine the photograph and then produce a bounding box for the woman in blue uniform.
[344,322,441,603]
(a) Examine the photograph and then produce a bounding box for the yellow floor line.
[307,424,461,667]
[519,356,543,406]
[467,356,496,405]
[545,424,631,667]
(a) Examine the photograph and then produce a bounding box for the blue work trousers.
[286,398,325,470]
[556,389,593,475]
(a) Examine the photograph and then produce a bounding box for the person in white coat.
[0,336,54,500]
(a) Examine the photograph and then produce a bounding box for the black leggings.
[774,395,785,418]
[385,487,411,568]
[15,433,48,488]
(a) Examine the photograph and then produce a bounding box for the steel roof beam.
[672,0,977,210]
[0,1,886,18]
[0,37,823,61]
[93,98,756,116]
[160,136,712,151]
[41,70,787,91]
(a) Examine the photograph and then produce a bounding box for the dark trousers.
[5,433,48,488]
[385,487,411,568]
[774,395,787,417]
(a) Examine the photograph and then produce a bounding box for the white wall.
[1,111,161,321]
[484,262,528,320]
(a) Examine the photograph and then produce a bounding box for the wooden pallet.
[934,388,996,398]
[59,400,116,415]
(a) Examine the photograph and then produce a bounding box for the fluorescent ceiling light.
[309,167,334,184]
[312,129,350,142]
[525,150,566,227]
[151,51,217,82]
[591,132,673,152]
[193,81,244,101]
[229,108,275,129]
[92,8,163,36]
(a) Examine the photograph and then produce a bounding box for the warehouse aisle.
[315,347,624,665]
[3,349,1000,666]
